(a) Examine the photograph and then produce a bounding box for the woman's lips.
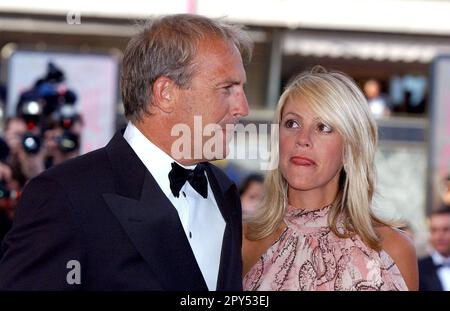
[290,156,316,166]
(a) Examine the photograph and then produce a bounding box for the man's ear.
[152,76,176,113]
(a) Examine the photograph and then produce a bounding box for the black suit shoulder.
[0,137,151,290]
[0,146,118,290]
[38,147,112,192]
[418,256,435,271]
[418,255,444,291]
[0,174,85,290]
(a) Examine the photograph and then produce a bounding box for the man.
[363,79,391,119]
[442,175,450,205]
[0,14,252,290]
[419,205,450,291]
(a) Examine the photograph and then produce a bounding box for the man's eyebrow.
[215,79,244,87]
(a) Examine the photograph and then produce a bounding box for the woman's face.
[241,181,264,217]
[279,96,344,194]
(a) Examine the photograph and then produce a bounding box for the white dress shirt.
[432,251,450,291]
[123,122,225,290]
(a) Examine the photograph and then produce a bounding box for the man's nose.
[232,91,249,118]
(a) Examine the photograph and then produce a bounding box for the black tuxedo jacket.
[0,130,243,290]
[418,256,444,291]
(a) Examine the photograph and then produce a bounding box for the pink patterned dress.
[243,205,408,291]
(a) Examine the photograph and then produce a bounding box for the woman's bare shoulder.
[376,226,415,258]
[376,226,419,291]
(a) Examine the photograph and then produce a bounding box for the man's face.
[172,38,249,162]
[430,213,450,257]
[443,181,450,205]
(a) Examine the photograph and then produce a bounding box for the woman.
[240,173,265,220]
[243,66,418,291]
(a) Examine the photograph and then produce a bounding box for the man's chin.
[206,143,230,161]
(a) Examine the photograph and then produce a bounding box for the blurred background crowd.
[1,0,450,290]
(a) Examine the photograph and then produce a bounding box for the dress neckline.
[286,203,333,214]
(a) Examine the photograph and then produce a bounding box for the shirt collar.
[432,250,450,266]
[123,121,196,198]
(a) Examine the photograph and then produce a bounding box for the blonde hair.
[246,66,389,250]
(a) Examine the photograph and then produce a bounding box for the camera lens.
[22,133,41,154]
[0,181,10,200]
[58,131,79,153]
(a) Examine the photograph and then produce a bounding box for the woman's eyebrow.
[282,111,302,119]
[281,112,326,123]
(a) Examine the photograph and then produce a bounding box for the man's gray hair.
[120,14,253,122]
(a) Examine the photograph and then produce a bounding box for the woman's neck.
[287,181,339,211]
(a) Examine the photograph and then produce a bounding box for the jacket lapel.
[428,259,444,291]
[103,130,207,290]
[205,163,242,290]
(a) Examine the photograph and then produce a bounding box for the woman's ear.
[152,76,175,113]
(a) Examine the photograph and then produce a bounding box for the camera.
[22,132,41,154]
[18,92,80,155]
[56,103,80,153]
[20,100,42,155]
[0,180,20,201]
[13,62,81,163]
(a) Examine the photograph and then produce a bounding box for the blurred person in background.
[0,140,13,244]
[14,62,81,174]
[42,109,83,168]
[3,117,27,158]
[3,116,45,182]
[418,205,450,291]
[0,111,81,237]
[1,61,82,183]
[0,13,252,291]
[240,173,264,220]
[441,175,450,206]
[0,138,22,244]
[0,84,6,131]
[363,79,391,119]
[243,67,418,291]
[0,162,16,245]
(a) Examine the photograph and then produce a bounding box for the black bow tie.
[436,262,450,269]
[168,162,208,199]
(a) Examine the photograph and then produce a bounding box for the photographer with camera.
[9,62,82,179]
[15,99,46,180]
[0,137,22,244]
[0,62,82,241]
[43,103,82,168]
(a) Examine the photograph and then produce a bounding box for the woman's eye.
[284,119,299,129]
[317,122,333,133]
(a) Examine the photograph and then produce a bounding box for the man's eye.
[222,85,233,95]
[284,119,299,129]
[317,122,333,133]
